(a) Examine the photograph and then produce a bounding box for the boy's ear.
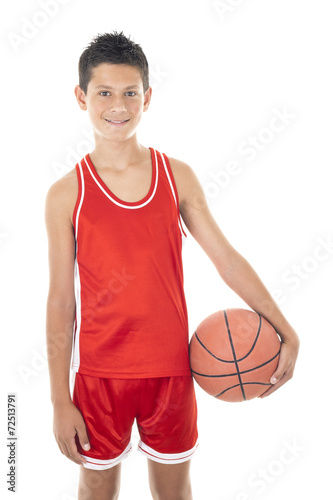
[74,85,87,111]
[143,86,152,112]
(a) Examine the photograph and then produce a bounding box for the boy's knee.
[148,459,193,500]
[78,464,121,500]
[79,482,120,500]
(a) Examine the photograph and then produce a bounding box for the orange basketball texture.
[189,309,281,402]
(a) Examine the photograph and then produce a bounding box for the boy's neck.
[90,135,146,171]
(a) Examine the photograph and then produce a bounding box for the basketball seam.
[223,310,246,401]
[194,331,235,363]
[239,313,262,361]
[191,350,280,378]
[214,381,271,398]
[194,312,263,364]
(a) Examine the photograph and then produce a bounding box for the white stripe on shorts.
[137,440,199,464]
[81,441,133,470]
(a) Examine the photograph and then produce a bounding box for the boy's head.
[75,31,152,143]
[78,31,149,95]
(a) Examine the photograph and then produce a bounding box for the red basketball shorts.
[71,373,199,470]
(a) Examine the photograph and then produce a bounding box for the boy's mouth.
[105,119,130,126]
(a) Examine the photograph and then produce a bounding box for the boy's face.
[75,63,152,144]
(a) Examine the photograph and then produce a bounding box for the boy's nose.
[109,98,127,112]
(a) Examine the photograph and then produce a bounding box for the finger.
[67,436,88,465]
[75,424,91,453]
[270,367,286,385]
[259,372,289,398]
[270,346,291,384]
[55,429,86,464]
[58,438,86,465]
[61,437,87,465]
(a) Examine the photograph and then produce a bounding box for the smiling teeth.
[107,119,127,123]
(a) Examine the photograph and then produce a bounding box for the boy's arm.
[45,179,90,464]
[170,158,300,398]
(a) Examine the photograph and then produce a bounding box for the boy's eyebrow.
[94,84,141,90]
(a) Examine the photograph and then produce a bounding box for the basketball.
[189,308,281,402]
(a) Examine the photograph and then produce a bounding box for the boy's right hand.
[53,400,90,465]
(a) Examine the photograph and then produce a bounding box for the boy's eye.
[99,91,137,97]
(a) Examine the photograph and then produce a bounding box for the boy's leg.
[147,459,193,500]
[136,376,198,500]
[78,463,122,500]
[72,375,141,498]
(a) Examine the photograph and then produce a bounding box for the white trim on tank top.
[83,148,159,209]
[72,161,85,371]
[160,152,186,238]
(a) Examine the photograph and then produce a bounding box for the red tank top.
[71,147,191,378]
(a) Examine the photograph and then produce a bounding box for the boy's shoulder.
[45,168,78,224]
[166,155,200,206]
[167,155,194,182]
[167,155,190,170]
[47,167,77,195]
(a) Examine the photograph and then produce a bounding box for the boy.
[45,31,299,500]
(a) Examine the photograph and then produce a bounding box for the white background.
[1,0,332,498]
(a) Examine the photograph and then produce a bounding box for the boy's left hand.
[259,334,300,398]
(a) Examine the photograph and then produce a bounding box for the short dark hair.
[78,31,149,94]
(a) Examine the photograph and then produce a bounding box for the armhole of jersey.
[72,161,84,238]
[161,153,187,238]
[72,161,84,373]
